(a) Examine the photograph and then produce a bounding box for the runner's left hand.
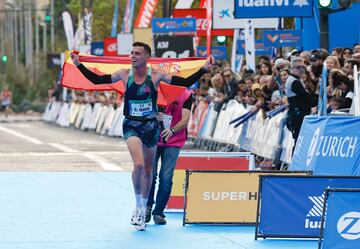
[203,55,215,71]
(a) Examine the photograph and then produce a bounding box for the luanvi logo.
[337,212,360,240]
[237,0,309,7]
[305,194,324,229]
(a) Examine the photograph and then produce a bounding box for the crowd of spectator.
[49,44,360,147]
[196,43,360,118]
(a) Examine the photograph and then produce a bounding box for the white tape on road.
[0,125,123,171]
[48,143,123,171]
[48,143,80,153]
[82,152,123,171]
[0,125,44,145]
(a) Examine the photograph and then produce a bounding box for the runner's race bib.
[163,114,173,129]
[129,100,153,117]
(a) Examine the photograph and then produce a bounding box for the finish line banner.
[256,176,360,239]
[290,116,360,176]
[320,189,360,249]
[184,170,310,224]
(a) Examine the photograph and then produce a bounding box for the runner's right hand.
[71,51,80,66]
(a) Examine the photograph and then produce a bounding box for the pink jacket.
[158,89,192,148]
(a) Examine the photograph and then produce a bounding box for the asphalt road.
[0,119,134,171]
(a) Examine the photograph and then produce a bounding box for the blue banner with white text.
[197,46,227,60]
[91,42,104,56]
[263,30,302,47]
[237,40,272,56]
[321,190,360,249]
[290,116,360,176]
[234,0,313,18]
[152,17,196,34]
[258,176,360,238]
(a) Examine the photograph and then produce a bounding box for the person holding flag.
[70,42,214,231]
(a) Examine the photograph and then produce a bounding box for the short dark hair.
[345,59,360,68]
[258,55,270,62]
[330,70,349,87]
[132,41,151,56]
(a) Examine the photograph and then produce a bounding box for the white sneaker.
[131,208,146,231]
[130,208,140,225]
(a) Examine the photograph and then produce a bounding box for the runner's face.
[130,46,148,68]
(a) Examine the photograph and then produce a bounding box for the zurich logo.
[93,48,104,55]
[337,212,360,240]
[306,128,320,166]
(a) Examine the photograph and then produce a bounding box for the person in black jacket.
[285,58,316,148]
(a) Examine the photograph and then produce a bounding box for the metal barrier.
[42,98,294,165]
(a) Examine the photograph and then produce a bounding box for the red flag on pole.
[135,0,158,28]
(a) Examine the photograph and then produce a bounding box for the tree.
[68,0,179,41]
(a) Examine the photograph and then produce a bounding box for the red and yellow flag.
[61,54,206,106]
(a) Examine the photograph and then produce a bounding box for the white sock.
[141,197,148,207]
[135,194,142,208]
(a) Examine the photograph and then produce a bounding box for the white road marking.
[82,152,123,171]
[48,143,123,171]
[47,143,80,153]
[0,151,129,157]
[0,125,43,145]
[0,125,124,171]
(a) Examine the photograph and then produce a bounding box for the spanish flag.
[61,53,206,106]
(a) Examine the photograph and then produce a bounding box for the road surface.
[0,118,134,171]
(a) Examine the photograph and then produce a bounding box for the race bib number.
[129,100,153,117]
[163,114,173,129]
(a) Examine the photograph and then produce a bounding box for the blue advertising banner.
[290,116,360,176]
[91,42,104,56]
[257,176,360,238]
[234,0,313,18]
[237,40,272,55]
[197,46,227,60]
[263,30,302,47]
[320,189,360,249]
[152,17,196,34]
